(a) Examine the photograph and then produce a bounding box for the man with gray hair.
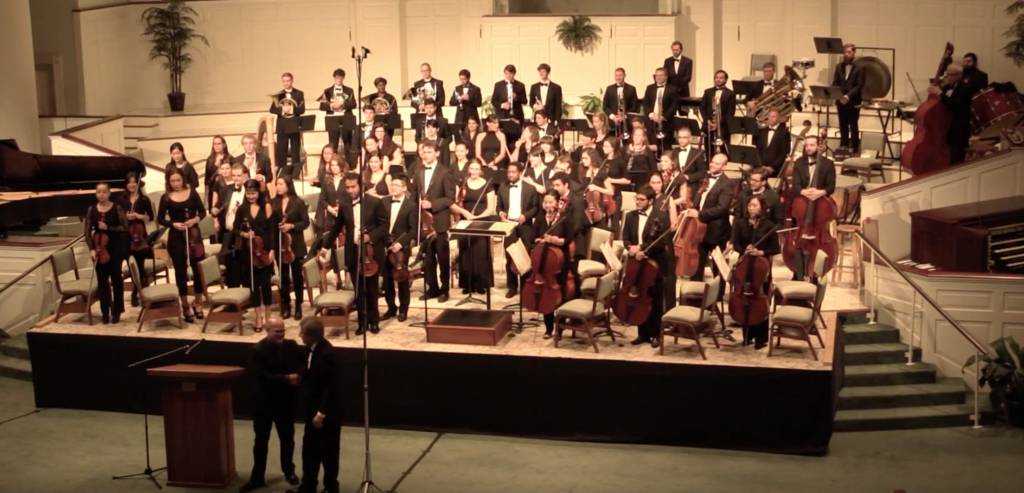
[288,318,343,493]
[928,62,972,165]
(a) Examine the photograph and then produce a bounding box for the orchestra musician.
[412,63,446,116]
[700,71,737,157]
[745,62,777,111]
[962,53,989,96]
[374,123,404,168]
[533,110,560,150]
[211,164,248,287]
[551,172,584,295]
[674,127,706,186]
[350,105,377,166]
[580,147,615,230]
[271,177,309,321]
[157,168,207,323]
[534,190,572,339]
[927,63,972,165]
[522,147,549,194]
[732,167,784,225]
[411,141,456,303]
[371,77,399,114]
[270,73,305,176]
[643,67,679,150]
[477,114,510,175]
[626,129,657,184]
[381,174,417,323]
[590,112,612,151]
[685,153,734,282]
[453,142,476,183]
[204,136,232,206]
[87,182,128,324]
[498,161,539,298]
[623,186,671,348]
[832,44,865,153]
[603,68,640,134]
[459,116,481,160]
[538,135,558,167]
[235,134,272,192]
[788,135,836,280]
[363,151,391,198]
[235,179,276,332]
[648,173,679,313]
[118,172,155,308]
[320,68,357,152]
[421,120,452,169]
[318,159,348,289]
[529,63,564,123]
[657,154,686,207]
[510,125,540,166]
[602,138,630,234]
[321,172,389,335]
[451,160,497,295]
[359,136,391,177]
[308,145,335,189]
[416,98,451,143]
[210,160,233,211]
[164,142,200,192]
[664,41,693,101]
[754,108,791,176]
[451,69,482,124]
[726,194,780,349]
[493,64,528,124]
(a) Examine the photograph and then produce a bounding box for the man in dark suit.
[832,44,866,153]
[233,134,273,188]
[754,108,791,175]
[929,63,973,165]
[497,162,539,297]
[409,141,456,302]
[412,63,446,116]
[643,68,679,151]
[551,172,584,295]
[623,186,672,347]
[320,172,389,334]
[732,167,784,225]
[240,317,302,493]
[415,98,450,143]
[674,127,706,186]
[664,41,693,102]
[529,63,564,124]
[686,153,734,282]
[745,62,777,111]
[270,73,305,180]
[210,164,248,288]
[493,64,528,124]
[419,120,452,169]
[289,318,342,493]
[350,106,377,167]
[700,71,737,158]
[320,68,357,153]
[533,109,560,149]
[789,135,836,280]
[450,69,482,124]
[604,68,640,135]
[381,174,418,322]
[962,53,989,96]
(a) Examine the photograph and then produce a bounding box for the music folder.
[374,112,402,130]
[280,115,316,135]
[813,37,845,55]
[727,144,761,171]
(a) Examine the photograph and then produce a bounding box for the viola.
[361,232,379,277]
[92,210,111,265]
[184,208,204,260]
[902,42,955,175]
[127,196,148,252]
[727,220,776,329]
[278,198,295,264]
[673,179,707,277]
[419,192,436,240]
[387,232,410,282]
[245,219,273,268]
[453,178,468,228]
[612,208,672,325]
[522,211,570,314]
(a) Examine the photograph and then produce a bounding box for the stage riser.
[28,332,839,456]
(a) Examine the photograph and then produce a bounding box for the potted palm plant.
[141,0,209,112]
[964,336,1024,426]
[1004,1,1024,67]
[555,15,603,55]
[578,89,604,115]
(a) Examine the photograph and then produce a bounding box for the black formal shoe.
[381,310,396,321]
[192,302,204,320]
[355,326,366,336]
[505,289,518,298]
[438,293,449,303]
[462,288,471,295]
[294,306,302,321]
[102,314,110,325]
[651,338,661,348]
[397,312,408,322]
[419,291,440,301]
[131,293,139,308]
[754,341,768,350]
[369,323,380,334]
[475,288,486,295]
[284,473,300,486]
[111,312,120,324]
[281,306,292,320]
[630,337,649,346]
[183,309,195,324]
[239,480,266,492]
[543,332,552,340]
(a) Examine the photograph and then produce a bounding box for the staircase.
[834,314,986,431]
[0,334,32,381]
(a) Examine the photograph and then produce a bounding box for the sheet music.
[712,246,732,282]
[506,239,531,276]
[601,242,622,272]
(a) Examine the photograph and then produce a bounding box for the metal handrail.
[853,230,987,354]
[0,234,86,299]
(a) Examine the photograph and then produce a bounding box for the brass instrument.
[751,66,805,128]
[270,92,298,118]
[615,90,626,138]
[317,88,349,114]
[712,99,724,153]
[404,84,436,112]
[360,94,392,114]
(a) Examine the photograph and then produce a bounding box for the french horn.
[270,92,297,118]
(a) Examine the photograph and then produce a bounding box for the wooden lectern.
[148,364,245,488]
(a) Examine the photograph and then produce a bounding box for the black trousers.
[423,232,450,294]
[250,396,295,482]
[95,257,124,317]
[741,272,773,345]
[279,260,304,307]
[637,277,665,341]
[168,233,203,297]
[355,272,380,328]
[837,102,861,152]
[241,259,274,308]
[950,139,968,165]
[299,413,341,493]
[275,132,302,179]
[383,267,410,313]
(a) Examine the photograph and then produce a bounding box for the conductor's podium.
[148,364,245,488]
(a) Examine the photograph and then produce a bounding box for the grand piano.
[910,196,1024,274]
[0,139,146,238]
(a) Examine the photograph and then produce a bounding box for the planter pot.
[1005,398,1024,428]
[167,92,186,112]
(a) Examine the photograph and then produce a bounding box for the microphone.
[185,338,205,355]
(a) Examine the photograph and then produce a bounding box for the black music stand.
[728,145,760,186]
[814,37,845,55]
[499,119,521,136]
[448,122,465,142]
[727,116,760,145]
[810,85,842,152]
[326,114,356,136]
[732,80,756,106]
[280,115,316,135]
[673,116,701,136]
[409,113,432,136]
[560,119,589,150]
[374,112,401,132]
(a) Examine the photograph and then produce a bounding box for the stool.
[831,223,863,286]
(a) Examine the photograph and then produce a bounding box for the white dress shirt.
[654,85,665,115]
[507,181,523,220]
[506,81,514,103]
[673,57,681,74]
[389,197,403,234]
[807,159,818,187]
[307,342,316,369]
[677,146,691,167]
[539,82,549,105]
[714,87,723,105]
[768,124,778,145]
[225,188,244,231]
[422,161,437,192]
[699,173,722,210]
[637,206,651,240]
[353,200,362,236]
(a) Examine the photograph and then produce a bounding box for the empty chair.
[840,132,886,183]
[129,256,183,331]
[197,256,250,335]
[661,277,723,359]
[553,271,617,353]
[51,249,98,325]
[576,228,614,286]
[580,240,625,298]
[769,278,828,360]
[303,257,356,339]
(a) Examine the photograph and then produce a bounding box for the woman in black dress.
[203,135,231,206]
[374,123,403,168]
[86,182,129,324]
[460,116,481,160]
[476,114,509,175]
[157,168,206,323]
[509,125,539,165]
[532,190,572,339]
[117,172,155,308]
[522,146,549,194]
[626,129,656,180]
[362,151,390,198]
[728,195,780,349]
[602,137,630,236]
[235,179,277,332]
[272,176,309,321]
[539,136,558,167]
[164,142,199,191]
[450,160,496,294]
[317,159,346,287]
[591,112,611,152]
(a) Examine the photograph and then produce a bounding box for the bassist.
[787,136,835,280]
[622,187,671,348]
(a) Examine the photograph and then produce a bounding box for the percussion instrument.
[853,56,893,101]
[832,175,865,225]
[971,85,1024,138]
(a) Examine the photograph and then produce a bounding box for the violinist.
[210,160,233,212]
[321,173,389,335]
[420,118,451,168]
[570,129,599,177]
[648,173,679,233]
[163,142,200,192]
[648,173,679,312]
[451,69,482,125]
[832,44,865,154]
[381,175,417,323]
[626,129,657,182]
[272,177,309,321]
[87,182,129,324]
[498,162,539,298]
[453,142,476,182]
[673,127,706,186]
[211,164,248,287]
[926,63,972,165]
[234,179,276,332]
[375,123,404,168]
[622,187,671,347]
[117,172,155,308]
[410,141,455,303]
[733,167,783,225]
[235,134,272,192]
[685,153,734,282]
[309,144,337,189]
[580,148,615,232]
[318,159,348,287]
[362,151,390,198]
[726,195,780,349]
[157,168,207,323]
[787,135,835,280]
[657,154,686,208]
[538,135,558,167]
[204,135,232,206]
[459,117,481,160]
[451,160,497,295]
[590,113,612,152]
[534,190,572,339]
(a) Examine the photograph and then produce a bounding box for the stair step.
[0,355,32,381]
[840,312,871,325]
[844,362,938,386]
[844,342,921,365]
[0,334,30,360]
[834,404,988,432]
[838,379,966,410]
[843,323,900,345]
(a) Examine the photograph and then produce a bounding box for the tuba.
[751,66,805,128]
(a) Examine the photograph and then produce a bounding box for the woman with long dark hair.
[728,194,780,349]
[461,116,481,160]
[450,159,496,294]
[362,151,390,198]
[157,167,206,323]
[204,135,231,205]
[86,182,129,323]
[476,114,509,174]
[117,172,155,308]
[235,179,276,331]
[317,159,347,287]
[374,123,403,166]
[164,142,200,191]
[272,176,308,321]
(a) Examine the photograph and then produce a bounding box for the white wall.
[0,0,41,153]
[30,0,83,115]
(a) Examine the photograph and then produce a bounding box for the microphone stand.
[111,339,202,489]
[352,44,385,493]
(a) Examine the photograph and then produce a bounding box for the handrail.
[853,230,987,355]
[0,234,86,299]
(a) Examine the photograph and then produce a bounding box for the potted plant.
[141,0,209,112]
[578,89,604,115]
[964,336,1024,426]
[481,96,495,118]
[555,15,603,55]
[1004,1,1024,67]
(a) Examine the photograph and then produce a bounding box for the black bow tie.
[710,174,722,179]
[509,183,518,188]
[657,84,665,88]
[423,166,433,171]
[764,81,772,85]
[540,83,549,87]
[638,211,648,217]
[616,84,624,88]
[352,200,361,206]
[234,187,242,192]
[674,57,681,62]
[715,87,723,91]
[391,200,402,207]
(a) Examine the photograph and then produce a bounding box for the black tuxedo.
[963,69,989,96]
[382,195,418,314]
[273,195,309,309]
[691,174,734,281]
[529,81,564,122]
[349,122,376,165]
[449,83,482,124]
[643,83,679,147]
[755,124,791,174]
[320,84,357,156]
[415,114,451,143]
[941,81,974,164]
[675,146,706,186]
[497,180,539,290]
[269,88,305,179]
[323,194,388,327]
[492,79,528,122]
[793,156,836,197]
[603,83,640,116]
[663,55,693,99]
[832,60,866,152]
[298,339,342,493]
[409,162,456,294]
[247,337,301,484]
[733,188,784,225]
[700,86,737,152]
[622,207,672,340]
[413,78,446,115]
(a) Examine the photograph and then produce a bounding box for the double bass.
[727,221,776,339]
[612,199,673,325]
[522,205,571,314]
[776,121,813,219]
[902,42,955,175]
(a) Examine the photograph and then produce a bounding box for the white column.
[0,0,40,153]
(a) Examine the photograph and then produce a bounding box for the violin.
[419,192,436,241]
[387,232,410,282]
[128,196,148,252]
[92,210,111,265]
[522,208,571,314]
[245,219,273,268]
[902,42,955,175]
[782,158,838,278]
[673,177,707,277]
[184,208,204,260]
[360,228,380,277]
[453,178,468,228]
[727,219,776,330]
[278,197,296,264]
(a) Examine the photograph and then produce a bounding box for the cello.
[521,205,571,314]
[673,177,707,277]
[782,156,838,278]
[902,42,955,176]
[612,197,675,325]
[728,220,777,343]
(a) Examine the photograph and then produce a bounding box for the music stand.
[374,112,401,131]
[673,116,701,136]
[732,80,756,106]
[727,116,760,145]
[280,115,316,135]
[560,119,589,150]
[448,220,517,310]
[499,119,521,136]
[810,85,842,147]
[728,145,760,186]
[448,122,466,142]
[813,37,845,55]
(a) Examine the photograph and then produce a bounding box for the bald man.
[928,63,972,165]
[685,153,734,283]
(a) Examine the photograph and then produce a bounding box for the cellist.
[622,186,671,348]
[533,190,572,339]
[785,136,835,280]
[726,195,780,349]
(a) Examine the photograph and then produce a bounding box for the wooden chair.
[661,277,723,359]
[129,257,183,332]
[677,279,727,331]
[769,278,828,360]
[51,249,98,325]
[303,257,356,339]
[576,227,613,286]
[553,271,617,353]
[580,240,624,299]
[197,256,250,335]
